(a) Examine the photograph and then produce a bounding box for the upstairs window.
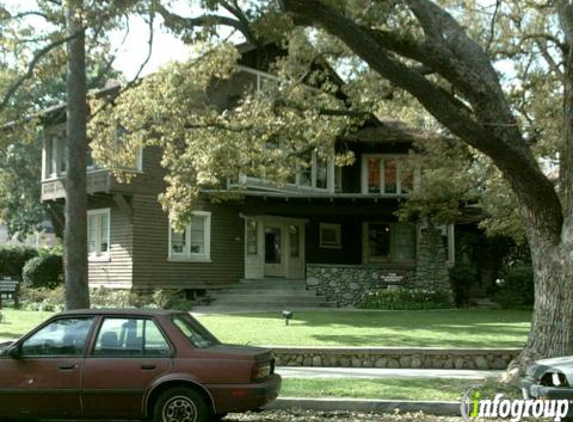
[289,151,333,192]
[44,135,67,179]
[88,208,110,261]
[236,65,280,98]
[169,211,211,262]
[362,155,418,195]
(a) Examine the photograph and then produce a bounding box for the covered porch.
[239,195,455,288]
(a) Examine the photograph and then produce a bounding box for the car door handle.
[59,364,77,371]
[141,364,156,371]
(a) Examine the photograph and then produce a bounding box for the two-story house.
[40,44,456,307]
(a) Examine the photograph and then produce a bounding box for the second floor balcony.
[41,170,112,201]
[41,130,143,201]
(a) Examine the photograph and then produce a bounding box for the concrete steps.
[204,278,337,310]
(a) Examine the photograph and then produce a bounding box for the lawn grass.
[280,378,483,401]
[0,308,532,348]
[0,309,53,340]
[196,309,531,348]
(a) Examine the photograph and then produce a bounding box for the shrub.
[0,246,38,280]
[90,286,138,309]
[358,288,453,310]
[153,289,194,311]
[21,285,196,311]
[495,264,534,309]
[22,254,63,289]
[20,285,65,312]
[449,263,478,307]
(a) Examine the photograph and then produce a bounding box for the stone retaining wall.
[271,347,519,370]
[306,264,415,307]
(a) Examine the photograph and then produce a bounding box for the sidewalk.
[276,366,500,380]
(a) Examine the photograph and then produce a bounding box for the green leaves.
[89,40,355,228]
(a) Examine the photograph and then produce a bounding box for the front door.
[264,225,286,277]
[0,316,94,420]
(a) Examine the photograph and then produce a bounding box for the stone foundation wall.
[272,347,519,370]
[306,264,414,307]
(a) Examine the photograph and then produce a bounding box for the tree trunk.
[514,243,573,368]
[64,0,90,310]
[280,0,573,372]
[46,201,65,240]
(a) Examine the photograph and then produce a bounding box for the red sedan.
[0,309,281,421]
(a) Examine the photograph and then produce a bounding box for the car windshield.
[172,314,219,348]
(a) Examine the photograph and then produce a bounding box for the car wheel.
[153,387,210,422]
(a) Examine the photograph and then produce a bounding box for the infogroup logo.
[460,388,570,422]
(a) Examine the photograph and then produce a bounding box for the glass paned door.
[264,226,286,277]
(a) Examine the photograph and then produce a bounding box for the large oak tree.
[95,0,572,370]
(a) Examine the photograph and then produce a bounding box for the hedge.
[358,288,453,310]
[22,254,64,289]
[0,246,38,280]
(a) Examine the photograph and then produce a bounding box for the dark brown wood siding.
[87,196,134,288]
[239,197,409,267]
[109,146,166,195]
[305,217,363,265]
[131,195,244,290]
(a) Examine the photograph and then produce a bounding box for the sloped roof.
[344,118,441,144]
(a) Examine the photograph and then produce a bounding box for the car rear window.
[172,314,219,348]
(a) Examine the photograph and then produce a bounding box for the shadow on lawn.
[219,310,531,347]
[224,310,531,328]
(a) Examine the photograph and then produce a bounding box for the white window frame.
[43,134,67,180]
[288,151,335,192]
[87,208,111,262]
[235,65,281,97]
[319,223,342,249]
[361,154,420,195]
[168,211,212,263]
[42,133,143,182]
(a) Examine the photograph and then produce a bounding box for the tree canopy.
[89,0,573,368]
[2,0,573,366]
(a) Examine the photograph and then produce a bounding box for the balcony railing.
[41,170,111,201]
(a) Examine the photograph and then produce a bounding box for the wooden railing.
[41,170,111,201]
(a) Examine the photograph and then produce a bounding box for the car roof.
[53,308,183,318]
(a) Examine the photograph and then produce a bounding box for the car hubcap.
[163,396,197,422]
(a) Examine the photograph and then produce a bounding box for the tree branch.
[155,3,251,41]
[281,0,564,245]
[1,10,50,20]
[535,38,566,83]
[485,0,501,54]
[90,7,154,119]
[0,34,76,112]
[219,0,257,43]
